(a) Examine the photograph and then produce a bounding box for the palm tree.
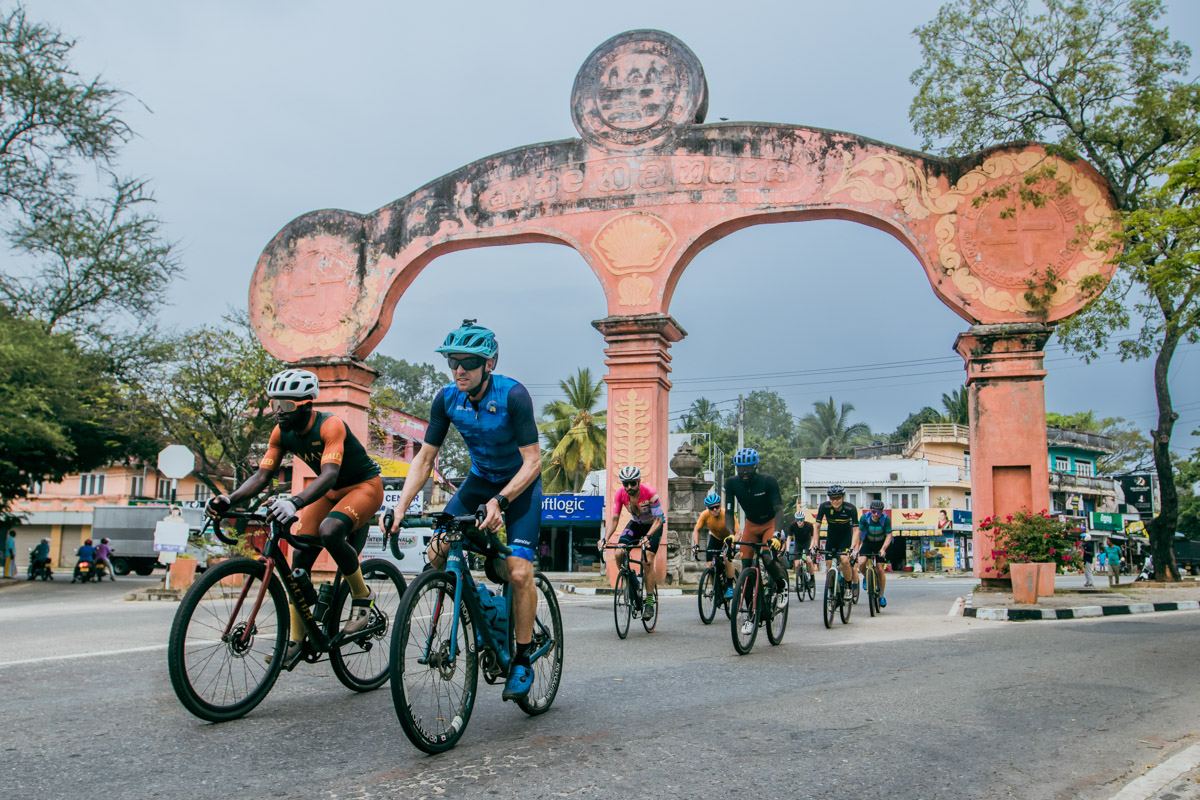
[539,368,606,493]
[940,387,969,426]
[676,397,722,433]
[798,396,871,457]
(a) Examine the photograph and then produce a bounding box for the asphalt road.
[0,575,1197,800]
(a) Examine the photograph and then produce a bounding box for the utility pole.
[737,394,745,530]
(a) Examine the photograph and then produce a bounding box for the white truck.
[91,505,210,576]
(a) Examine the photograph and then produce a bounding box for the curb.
[964,600,1199,621]
[556,583,696,596]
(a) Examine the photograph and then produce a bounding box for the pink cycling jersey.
[612,483,662,525]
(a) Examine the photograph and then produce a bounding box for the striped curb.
[963,600,1199,621]
[556,584,696,596]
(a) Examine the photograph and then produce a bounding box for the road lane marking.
[1108,743,1200,800]
[0,644,168,667]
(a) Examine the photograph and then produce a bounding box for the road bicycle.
[819,548,855,629]
[694,536,737,624]
[730,540,789,655]
[602,540,659,637]
[859,551,884,616]
[793,548,816,603]
[389,511,563,754]
[167,510,407,722]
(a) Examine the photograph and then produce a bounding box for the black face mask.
[277,406,312,432]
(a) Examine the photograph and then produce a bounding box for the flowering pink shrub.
[981,508,1079,574]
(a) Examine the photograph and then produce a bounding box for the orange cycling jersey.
[697,508,739,538]
[259,411,380,489]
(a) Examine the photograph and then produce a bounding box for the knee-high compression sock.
[345,568,369,599]
[289,604,306,642]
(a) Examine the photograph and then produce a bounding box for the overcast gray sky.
[32,0,1200,452]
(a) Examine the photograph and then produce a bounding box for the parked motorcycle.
[27,548,53,581]
[72,559,107,583]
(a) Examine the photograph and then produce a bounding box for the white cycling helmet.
[617,465,641,482]
[794,510,806,522]
[266,368,320,400]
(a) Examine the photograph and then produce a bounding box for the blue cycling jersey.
[424,374,539,483]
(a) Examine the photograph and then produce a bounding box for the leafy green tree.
[798,396,871,457]
[366,353,470,477]
[891,406,944,444]
[152,316,280,496]
[910,0,1199,580]
[1176,446,1200,541]
[940,387,969,426]
[676,397,723,435]
[0,309,160,521]
[540,368,606,493]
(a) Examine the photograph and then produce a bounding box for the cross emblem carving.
[982,211,1058,266]
[292,255,346,316]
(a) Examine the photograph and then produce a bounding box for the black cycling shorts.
[859,543,887,563]
[825,532,853,555]
[619,520,662,553]
[705,533,727,563]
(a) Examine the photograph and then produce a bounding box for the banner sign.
[891,509,950,532]
[953,510,972,527]
[1090,511,1122,531]
[1118,475,1154,517]
[541,494,604,522]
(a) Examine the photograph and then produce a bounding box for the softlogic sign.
[541,495,604,522]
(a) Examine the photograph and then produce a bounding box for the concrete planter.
[1010,563,1038,604]
[1034,562,1055,596]
[168,558,197,590]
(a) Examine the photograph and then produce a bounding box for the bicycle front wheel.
[642,585,659,633]
[697,567,717,624]
[794,567,805,603]
[330,558,407,692]
[517,572,564,716]
[167,558,287,722]
[766,586,788,645]
[390,570,478,754]
[866,567,879,617]
[613,570,632,639]
[822,570,836,629]
[731,568,760,655]
[839,577,853,624]
[807,571,817,600]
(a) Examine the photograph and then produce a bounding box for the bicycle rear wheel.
[613,570,632,639]
[766,585,788,645]
[697,567,717,624]
[822,570,836,629]
[516,573,563,716]
[642,585,659,633]
[731,568,760,655]
[839,577,853,624]
[794,567,805,603]
[168,558,287,723]
[390,570,478,754]
[330,558,407,692]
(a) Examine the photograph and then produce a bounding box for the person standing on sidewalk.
[1104,539,1123,586]
[1080,534,1095,587]
[3,529,15,577]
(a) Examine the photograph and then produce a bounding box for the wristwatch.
[495,494,510,512]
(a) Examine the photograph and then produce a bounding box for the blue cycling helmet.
[733,448,759,467]
[704,492,721,508]
[435,319,499,360]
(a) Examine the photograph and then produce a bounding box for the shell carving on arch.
[593,213,675,276]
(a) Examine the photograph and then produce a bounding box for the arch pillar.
[954,324,1052,585]
[592,313,686,585]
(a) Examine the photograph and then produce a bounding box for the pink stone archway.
[249,30,1118,583]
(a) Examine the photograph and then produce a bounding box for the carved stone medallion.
[571,29,708,153]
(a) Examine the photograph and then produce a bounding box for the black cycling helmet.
[827,485,845,497]
[100,537,110,544]
[869,500,884,511]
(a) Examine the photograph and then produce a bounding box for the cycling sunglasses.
[447,355,486,372]
[622,480,640,489]
[269,398,312,414]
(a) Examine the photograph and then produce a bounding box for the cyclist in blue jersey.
[386,320,543,702]
[857,500,893,608]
